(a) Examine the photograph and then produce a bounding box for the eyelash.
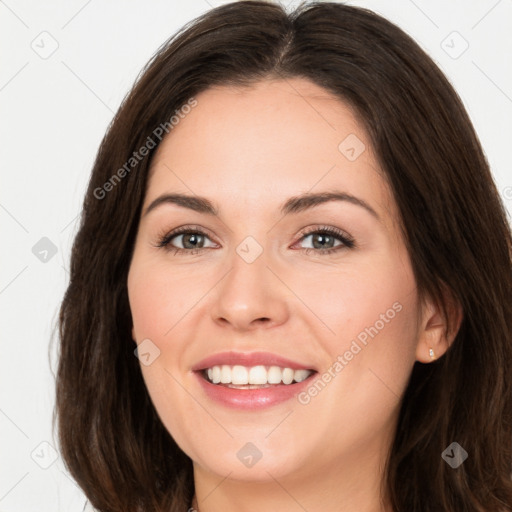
[155,224,355,256]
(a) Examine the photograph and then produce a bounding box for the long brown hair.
[53,1,512,510]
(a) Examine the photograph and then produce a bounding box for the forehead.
[145,78,396,225]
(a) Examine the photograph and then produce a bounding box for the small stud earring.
[429,347,436,360]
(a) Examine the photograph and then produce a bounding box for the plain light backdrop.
[1,0,511,510]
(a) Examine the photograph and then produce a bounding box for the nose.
[210,246,290,332]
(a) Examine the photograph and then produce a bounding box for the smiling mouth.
[199,364,317,389]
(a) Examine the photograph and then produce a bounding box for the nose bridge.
[210,232,289,329]
[224,234,271,308]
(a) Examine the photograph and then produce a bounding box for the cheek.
[296,251,419,392]
[288,253,416,343]
[128,259,195,343]
[291,270,419,455]
[128,260,201,451]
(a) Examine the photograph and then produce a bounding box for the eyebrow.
[142,191,379,220]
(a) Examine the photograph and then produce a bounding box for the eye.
[294,225,355,255]
[155,225,217,255]
[154,224,355,256]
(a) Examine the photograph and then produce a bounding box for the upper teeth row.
[206,365,313,385]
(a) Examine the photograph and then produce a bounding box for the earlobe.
[415,286,463,363]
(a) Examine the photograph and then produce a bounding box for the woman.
[54,1,512,511]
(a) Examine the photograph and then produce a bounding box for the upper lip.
[192,351,317,372]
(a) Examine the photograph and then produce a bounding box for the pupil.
[313,234,332,249]
[184,234,203,249]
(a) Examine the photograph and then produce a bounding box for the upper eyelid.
[164,225,347,238]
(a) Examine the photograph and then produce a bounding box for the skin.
[127,78,458,512]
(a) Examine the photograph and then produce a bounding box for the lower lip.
[193,371,316,410]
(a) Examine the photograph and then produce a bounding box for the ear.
[415,284,463,363]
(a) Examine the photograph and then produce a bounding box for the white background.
[1,0,511,510]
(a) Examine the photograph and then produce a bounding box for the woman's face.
[127,78,427,489]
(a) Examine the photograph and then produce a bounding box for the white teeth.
[294,369,311,382]
[220,365,231,384]
[203,365,313,386]
[282,367,294,385]
[267,366,282,384]
[232,365,248,385]
[248,365,267,384]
